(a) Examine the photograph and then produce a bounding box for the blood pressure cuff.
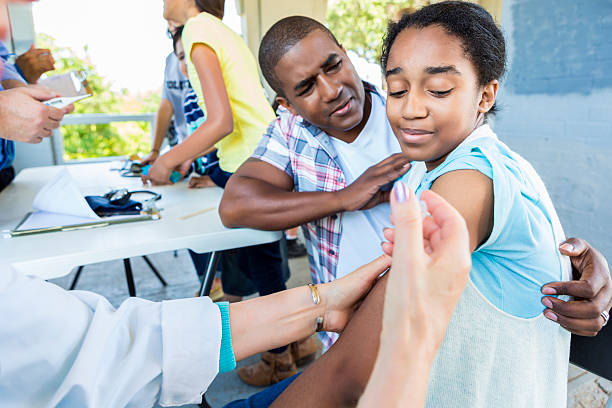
[85,195,142,216]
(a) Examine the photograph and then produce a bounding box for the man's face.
[274,30,365,137]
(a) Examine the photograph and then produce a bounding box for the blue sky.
[32,0,242,94]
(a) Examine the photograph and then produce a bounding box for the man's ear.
[276,95,298,116]
[478,80,499,114]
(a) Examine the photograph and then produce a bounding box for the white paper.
[32,168,100,219]
[39,71,89,97]
[14,169,144,232]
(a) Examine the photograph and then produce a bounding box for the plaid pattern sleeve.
[251,118,294,179]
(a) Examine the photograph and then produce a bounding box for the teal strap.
[215,302,236,373]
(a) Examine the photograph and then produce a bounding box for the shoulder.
[184,13,230,47]
[431,169,494,251]
[254,117,289,152]
[164,53,178,76]
[276,107,311,139]
[165,52,176,65]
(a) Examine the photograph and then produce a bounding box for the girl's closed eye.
[389,89,407,98]
[429,88,453,97]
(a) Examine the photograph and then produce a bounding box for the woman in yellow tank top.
[146,0,275,184]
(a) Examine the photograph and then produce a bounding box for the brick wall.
[493,0,612,260]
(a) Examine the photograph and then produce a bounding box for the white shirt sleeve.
[0,265,221,408]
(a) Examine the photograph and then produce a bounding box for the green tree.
[37,34,155,160]
[326,0,426,64]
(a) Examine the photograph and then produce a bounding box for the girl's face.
[175,39,188,77]
[385,25,498,171]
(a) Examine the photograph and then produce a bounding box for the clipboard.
[7,212,161,238]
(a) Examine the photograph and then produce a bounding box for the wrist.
[380,324,438,363]
[331,189,348,212]
[308,283,326,330]
[316,283,333,330]
[158,151,177,168]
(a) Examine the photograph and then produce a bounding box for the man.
[220,17,419,352]
[220,15,420,384]
[220,16,611,346]
[0,32,59,191]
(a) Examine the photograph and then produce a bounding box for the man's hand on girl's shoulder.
[541,238,612,336]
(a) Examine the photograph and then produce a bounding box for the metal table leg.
[142,255,167,286]
[69,265,85,290]
[123,258,136,297]
[198,251,220,297]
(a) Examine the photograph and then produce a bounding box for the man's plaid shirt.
[252,83,379,349]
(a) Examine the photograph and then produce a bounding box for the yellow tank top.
[182,12,274,172]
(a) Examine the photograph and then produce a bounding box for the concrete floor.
[48,249,610,408]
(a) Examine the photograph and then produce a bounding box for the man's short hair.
[259,16,340,97]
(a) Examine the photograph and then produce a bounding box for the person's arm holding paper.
[0,86,73,143]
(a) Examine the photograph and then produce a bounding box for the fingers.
[543,308,604,335]
[381,241,393,256]
[383,228,394,243]
[24,48,54,69]
[422,216,439,241]
[375,153,410,168]
[542,278,607,299]
[369,154,411,184]
[352,254,392,282]
[361,189,391,210]
[21,85,58,101]
[420,190,469,257]
[62,104,75,115]
[379,156,411,181]
[558,237,589,257]
[390,182,423,258]
[541,295,608,320]
[47,105,64,122]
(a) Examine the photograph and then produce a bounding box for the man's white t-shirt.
[330,91,425,279]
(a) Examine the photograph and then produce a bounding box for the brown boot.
[290,336,318,367]
[237,348,297,387]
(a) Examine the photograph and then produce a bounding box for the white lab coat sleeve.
[0,265,221,408]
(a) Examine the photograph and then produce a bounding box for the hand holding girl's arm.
[229,254,391,361]
[359,186,471,408]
